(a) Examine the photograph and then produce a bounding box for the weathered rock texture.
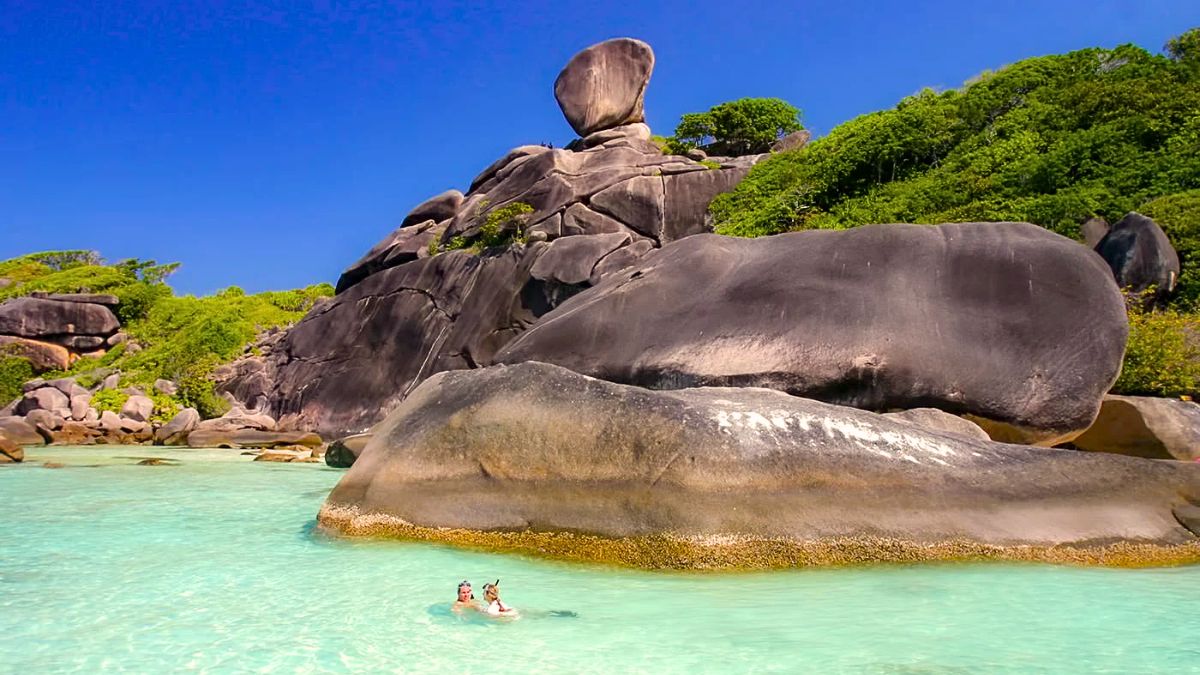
[0,336,70,374]
[554,38,653,136]
[320,363,1200,567]
[1073,395,1200,461]
[883,408,990,442]
[224,40,757,435]
[497,223,1129,445]
[1094,212,1180,301]
[0,294,121,368]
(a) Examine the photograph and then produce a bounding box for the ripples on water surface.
[2,446,1198,674]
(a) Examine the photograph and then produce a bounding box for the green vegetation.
[478,202,534,248]
[664,98,802,156]
[1113,299,1200,397]
[699,160,721,170]
[711,34,1200,239]
[703,31,1200,397]
[0,352,34,406]
[0,250,333,417]
[435,201,534,253]
[88,389,129,415]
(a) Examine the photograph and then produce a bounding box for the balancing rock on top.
[555,38,654,136]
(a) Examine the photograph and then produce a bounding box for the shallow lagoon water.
[2,446,1199,674]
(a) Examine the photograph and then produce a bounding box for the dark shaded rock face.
[322,363,1200,552]
[236,40,759,434]
[1072,395,1200,461]
[0,296,119,338]
[497,223,1129,445]
[255,248,552,436]
[554,38,653,136]
[325,432,372,468]
[1094,212,1180,300]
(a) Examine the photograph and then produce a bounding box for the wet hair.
[457,580,474,600]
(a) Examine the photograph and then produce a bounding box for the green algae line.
[317,504,1200,570]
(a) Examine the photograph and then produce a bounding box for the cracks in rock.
[362,285,457,322]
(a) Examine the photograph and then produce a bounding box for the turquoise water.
[2,446,1199,674]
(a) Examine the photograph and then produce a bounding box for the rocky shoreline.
[5,36,1200,570]
[317,505,1200,570]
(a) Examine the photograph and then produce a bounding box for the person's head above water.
[482,580,501,602]
[456,580,473,602]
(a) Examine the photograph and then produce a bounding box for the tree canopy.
[667,97,802,156]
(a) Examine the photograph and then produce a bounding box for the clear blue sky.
[2,1,1197,295]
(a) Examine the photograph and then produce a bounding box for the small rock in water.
[41,461,65,469]
[136,458,177,466]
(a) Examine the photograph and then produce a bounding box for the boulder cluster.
[219,38,766,437]
[0,372,325,463]
[306,39,1200,564]
[0,293,126,373]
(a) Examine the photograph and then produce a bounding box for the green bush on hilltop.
[711,33,1200,238]
[666,98,802,156]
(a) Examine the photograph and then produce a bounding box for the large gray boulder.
[154,408,200,446]
[554,38,654,136]
[0,296,119,338]
[229,39,761,436]
[1072,395,1200,461]
[320,363,1200,567]
[497,223,1129,445]
[1094,212,1180,301]
[16,387,70,417]
[120,395,155,423]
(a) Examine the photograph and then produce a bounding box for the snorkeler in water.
[452,580,480,613]
[482,580,519,617]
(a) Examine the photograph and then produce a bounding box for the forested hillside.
[711,31,1199,298]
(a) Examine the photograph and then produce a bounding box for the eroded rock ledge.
[318,362,1200,568]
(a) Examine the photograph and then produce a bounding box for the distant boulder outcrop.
[497,222,1129,445]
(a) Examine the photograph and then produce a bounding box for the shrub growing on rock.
[477,202,534,249]
[89,389,129,415]
[667,98,802,156]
